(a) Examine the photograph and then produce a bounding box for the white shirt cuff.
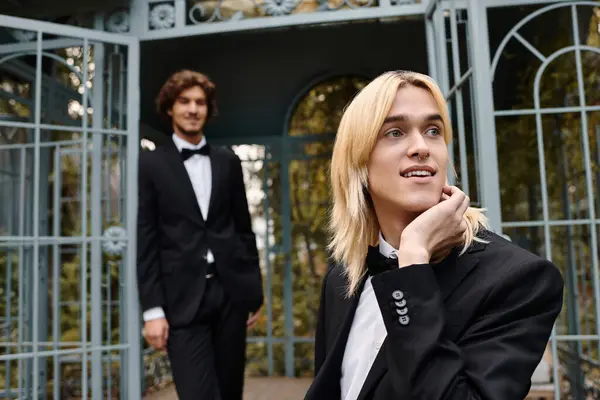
[143,307,165,321]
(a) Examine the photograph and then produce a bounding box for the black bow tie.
[180,145,210,161]
[365,245,398,276]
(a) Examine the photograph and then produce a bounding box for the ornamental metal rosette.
[102,225,128,256]
[105,9,131,33]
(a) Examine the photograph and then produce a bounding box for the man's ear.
[167,109,173,117]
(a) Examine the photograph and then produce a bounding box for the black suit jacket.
[305,231,564,400]
[136,140,263,328]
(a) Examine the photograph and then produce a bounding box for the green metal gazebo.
[0,0,599,398]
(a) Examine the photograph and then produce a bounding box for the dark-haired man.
[137,69,263,400]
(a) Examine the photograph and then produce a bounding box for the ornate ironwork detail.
[183,0,416,26]
[262,0,301,16]
[319,0,376,12]
[189,1,244,24]
[97,0,420,35]
[105,9,131,33]
[9,29,36,42]
[150,3,176,30]
[102,225,127,256]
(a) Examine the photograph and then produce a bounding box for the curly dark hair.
[155,70,219,120]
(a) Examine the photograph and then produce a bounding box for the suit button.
[395,299,406,308]
[399,315,410,326]
[396,307,408,316]
[392,290,404,300]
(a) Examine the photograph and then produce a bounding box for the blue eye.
[385,129,402,137]
[426,128,441,136]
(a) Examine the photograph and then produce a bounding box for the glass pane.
[289,158,330,336]
[288,76,368,137]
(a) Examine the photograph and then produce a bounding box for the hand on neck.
[379,226,403,250]
[376,211,416,250]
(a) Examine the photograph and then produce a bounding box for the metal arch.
[0,51,87,93]
[490,0,600,79]
[276,70,371,376]
[530,43,600,260]
[531,44,600,399]
[282,70,373,134]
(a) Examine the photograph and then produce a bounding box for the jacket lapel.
[356,245,483,400]
[307,276,366,399]
[162,141,205,226]
[206,148,221,224]
[434,242,484,300]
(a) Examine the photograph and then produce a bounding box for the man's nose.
[186,103,199,114]
[408,134,430,159]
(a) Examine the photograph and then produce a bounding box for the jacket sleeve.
[136,152,165,313]
[229,152,263,312]
[370,259,564,399]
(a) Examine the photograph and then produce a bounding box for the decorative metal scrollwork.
[189,1,244,24]
[124,0,420,31]
[321,0,376,12]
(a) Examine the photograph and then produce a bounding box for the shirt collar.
[378,231,398,259]
[172,133,207,151]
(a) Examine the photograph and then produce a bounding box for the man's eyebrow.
[383,114,406,124]
[382,113,443,124]
[177,95,205,101]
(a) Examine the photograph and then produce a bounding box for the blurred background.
[0,0,599,398]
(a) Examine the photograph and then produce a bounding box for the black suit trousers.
[166,276,248,400]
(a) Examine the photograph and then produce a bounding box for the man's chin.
[398,197,440,214]
[180,128,202,136]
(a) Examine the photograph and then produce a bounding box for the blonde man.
[304,71,563,400]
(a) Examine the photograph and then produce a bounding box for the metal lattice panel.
[0,15,141,399]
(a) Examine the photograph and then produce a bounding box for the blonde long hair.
[328,70,489,296]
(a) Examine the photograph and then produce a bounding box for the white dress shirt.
[142,133,215,322]
[340,232,397,400]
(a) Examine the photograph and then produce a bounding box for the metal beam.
[90,15,105,400]
[140,3,427,40]
[466,0,503,232]
[0,0,127,20]
[0,14,136,45]
[126,37,142,400]
[0,38,84,56]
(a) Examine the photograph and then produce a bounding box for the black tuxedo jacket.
[305,231,564,400]
[136,140,263,328]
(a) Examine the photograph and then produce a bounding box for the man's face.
[168,86,208,136]
[367,85,448,214]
